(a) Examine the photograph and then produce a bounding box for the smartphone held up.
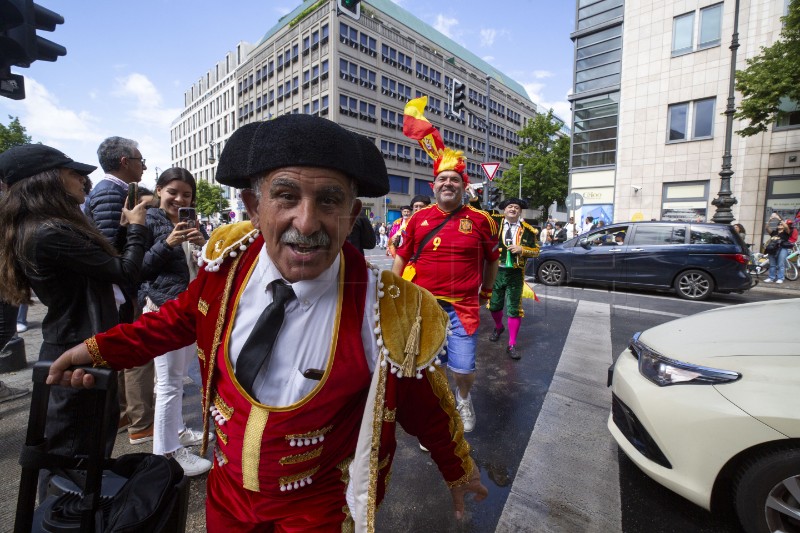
[179,207,197,228]
[127,183,139,209]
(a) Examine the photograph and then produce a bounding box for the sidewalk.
[0,300,208,531]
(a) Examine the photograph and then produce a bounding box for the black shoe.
[489,326,505,342]
[507,345,520,360]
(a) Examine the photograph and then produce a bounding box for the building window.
[577,0,623,31]
[388,175,409,194]
[775,98,800,130]
[672,3,723,56]
[667,98,715,142]
[574,24,622,93]
[661,181,709,222]
[571,92,619,168]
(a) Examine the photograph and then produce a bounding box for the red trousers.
[205,464,349,532]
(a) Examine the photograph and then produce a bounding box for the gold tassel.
[402,292,423,376]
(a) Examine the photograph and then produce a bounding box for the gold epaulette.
[374,270,449,379]
[198,221,259,272]
[522,220,539,235]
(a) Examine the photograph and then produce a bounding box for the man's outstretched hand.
[46,343,96,388]
[450,465,489,521]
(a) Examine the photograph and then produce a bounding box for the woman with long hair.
[140,167,211,475]
[0,144,148,491]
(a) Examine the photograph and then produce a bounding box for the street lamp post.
[154,166,161,181]
[518,163,523,199]
[711,0,740,224]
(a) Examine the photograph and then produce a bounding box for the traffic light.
[452,79,466,113]
[488,185,503,210]
[1,0,66,100]
[337,0,361,20]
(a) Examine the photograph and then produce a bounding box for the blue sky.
[1,0,575,188]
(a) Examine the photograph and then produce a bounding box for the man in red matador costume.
[394,96,500,434]
[47,114,488,532]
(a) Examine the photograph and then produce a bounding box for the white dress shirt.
[228,245,378,407]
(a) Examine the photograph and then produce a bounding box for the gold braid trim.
[428,366,474,481]
[215,426,228,445]
[341,506,355,533]
[279,465,320,487]
[377,454,390,471]
[382,408,396,423]
[337,455,354,484]
[242,406,269,491]
[367,363,388,531]
[446,457,477,489]
[213,393,234,421]
[279,447,323,465]
[197,298,209,316]
[197,347,205,363]
[84,337,109,368]
[285,425,333,441]
[201,254,242,456]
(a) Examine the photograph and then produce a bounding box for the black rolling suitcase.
[15,362,190,533]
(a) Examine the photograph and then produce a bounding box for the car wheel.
[537,261,565,286]
[674,269,713,300]
[734,448,800,533]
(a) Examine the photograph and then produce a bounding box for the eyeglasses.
[127,157,146,165]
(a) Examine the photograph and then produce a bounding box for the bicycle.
[751,241,799,282]
[785,241,799,281]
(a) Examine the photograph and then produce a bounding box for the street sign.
[481,162,500,181]
[229,211,236,219]
[564,192,584,211]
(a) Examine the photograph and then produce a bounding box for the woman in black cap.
[0,144,149,495]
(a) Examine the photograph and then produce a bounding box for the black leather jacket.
[21,222,149,345]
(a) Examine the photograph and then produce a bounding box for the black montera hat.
[215,115,389,197]
[499,197,528,210]
[0,144,97,186]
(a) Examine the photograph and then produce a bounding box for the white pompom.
[229,251,237,257]
[240,245,247,251]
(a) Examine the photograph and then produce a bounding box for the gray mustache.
[280,228,331,247]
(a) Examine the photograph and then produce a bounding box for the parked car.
[607,298,800,533]
[528,221,752,300]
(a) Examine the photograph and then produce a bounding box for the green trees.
[734,0,800,136]
[0,116,32,152]
[497,109,569,219]
[195,179,227,219]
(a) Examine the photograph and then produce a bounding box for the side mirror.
[579,238,591,249]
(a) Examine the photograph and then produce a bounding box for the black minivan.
[528,222,752,300]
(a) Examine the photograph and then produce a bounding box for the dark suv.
[528,222,752,300]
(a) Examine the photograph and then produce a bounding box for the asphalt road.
[1,248,796,532]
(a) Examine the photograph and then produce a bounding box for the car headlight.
[629,333,741,387]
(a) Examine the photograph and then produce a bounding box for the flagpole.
[483,75,491,206]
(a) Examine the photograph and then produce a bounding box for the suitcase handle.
[15,362,116,533]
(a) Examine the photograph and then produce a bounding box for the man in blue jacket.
[85,136,155,445]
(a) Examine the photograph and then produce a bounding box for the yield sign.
[481,162,501,181]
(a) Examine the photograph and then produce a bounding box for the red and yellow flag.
[403,96,444,160]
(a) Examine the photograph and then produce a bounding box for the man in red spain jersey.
[392,149,499,432]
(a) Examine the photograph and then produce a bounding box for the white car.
[607,298,800,533]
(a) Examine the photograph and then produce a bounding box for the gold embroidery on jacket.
[213,393,234,421]
[279,447,323,465]
[201,254,242,456]
[242,406,269,491]
[198,298,209,316]
[382,408,396,423]
[285,425,333,442]
[378,454,390,470]
[85,337,108,367]
[337,455,354,484]
[367,363,388,530]
[215,426,228,445]
[197,347,205,362]
[279,466,320,487]
[341,506,355,533]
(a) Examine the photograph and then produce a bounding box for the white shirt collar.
[255,244,340,311]
[103,173,129,190]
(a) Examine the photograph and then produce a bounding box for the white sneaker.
[178,426,215,447]
[763,278,774,283]
[169,447,211,477]
[776,279,784,284]
[0,381,28,403]
[456,394,476,432]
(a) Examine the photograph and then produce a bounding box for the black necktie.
[236,281,295,396]
[505,223,513,243]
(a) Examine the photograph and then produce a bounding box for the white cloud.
[13,78,102,145]
[483,55,495,63]
[523,81,572,124]
[113,73,182,130]
[480,28,497,47]
[433,14,459,38]
[533,70,554,79]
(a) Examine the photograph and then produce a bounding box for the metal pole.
[518,163,523,198]
[483,75,491,206]
[711,0,740,224]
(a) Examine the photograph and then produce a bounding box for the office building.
[569,0,799,236]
